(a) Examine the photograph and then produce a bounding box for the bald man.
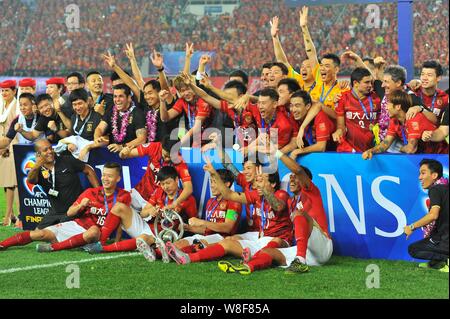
[26,139,99,229]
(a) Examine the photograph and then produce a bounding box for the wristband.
[275,150,283,159]
[157,67,165,72]
[409,223,415,231]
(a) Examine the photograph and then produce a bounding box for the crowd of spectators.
[1,0,448,77]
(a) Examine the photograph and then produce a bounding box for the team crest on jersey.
[319,123,326,131]
[412,121,419,130]
[437,98,442,106]
[220,202,227,210]
[86,123,93,132]
[129,116,133,124]
[42,169,50,179]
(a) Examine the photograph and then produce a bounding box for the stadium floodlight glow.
[153,209,185,243]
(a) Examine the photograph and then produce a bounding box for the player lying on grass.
[0,162,130,253]
[165,159,293,265]
[165,169,242,253]
[217,151,333,274]
[85,166,197,263]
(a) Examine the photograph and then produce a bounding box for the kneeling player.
[0,162,130,252]
[171,169,242,252]
[217,152,332,274]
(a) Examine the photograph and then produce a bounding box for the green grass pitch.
[0,192,448,299]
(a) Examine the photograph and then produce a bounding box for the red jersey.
[134,142,192,201]
[148,187,198,222]
[73,187,131,229]
[414,88,449,120]
[236,173,259,232]
[295,183,330,238]
[220,100,257,146]
[387,113,449,154]
[291,110,336,147]
[203,197,242,236]
[173,97,211,129]
[336,91,381,152]
[247,105,295,148]
[244,189,293,242]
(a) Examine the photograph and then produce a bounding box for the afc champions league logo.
[21,154,45,197]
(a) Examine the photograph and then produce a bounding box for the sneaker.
[136,238,156,262]
[418,260,445,269]
[165,241,190,265]
[285,257,309,274]
[241,247,252,263]
[36,243,54,253]
[217,260,251,275]
[438,259,449,273]
[83,242,104,254]
[155,240,170,263]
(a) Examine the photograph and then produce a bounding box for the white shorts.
[238,236,274,257]
[278,226,333,267]
[46,221,87,242]
[130,188,149,212]
[122,209,154,238]
[231,231,259,241]
[182,234,224,245]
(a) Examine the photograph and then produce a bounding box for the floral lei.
[112,105,131,143]
[146,108,158,142]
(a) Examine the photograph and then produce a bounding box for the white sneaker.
[156,239,171,263]
[136,238,156,262]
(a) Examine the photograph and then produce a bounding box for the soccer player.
[171,169,241,250]
[268,62,289,88]
[165,160,293,265]
[159,75,212,147]
[289,90,336,158]
[246,88,295,152]
[92,84,147,153]
[413,61,448,121]
[333,67,381,152]
[277,78,301,117]
[0,162,128,252]
[86,166,196,262]
[405,159,448,273]
[362,90,448,157]
[181,73,257,148]
[422,107,449,143]
[119,135,193,213]
[218,152,332,275]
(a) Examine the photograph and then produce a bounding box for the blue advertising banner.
[284,0,397,6]
[148,51,215,76]
[13,144,448,261]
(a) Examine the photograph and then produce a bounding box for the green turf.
[0,226,448,299]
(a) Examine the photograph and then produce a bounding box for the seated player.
[217,151,332,275]
[362,90,448,158]
[165,160,292,266]
[288,90,336,158]
[119,135,193,215]
[86,167,197,262]
[0,162,130,252]
[169,169,241,251]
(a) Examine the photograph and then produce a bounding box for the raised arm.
[183,43,194,75]
[124,43,145,90]
[181,72,221,109]
[299,6,319,68]
[271,16,290,66]
[159,90,180,122]
[104,52,141,100]
[277,152,311,190]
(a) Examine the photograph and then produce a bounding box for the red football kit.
[387,113,449,154]
[203,197,242,236]
[414,88,448,120]
[244,189,293,242]
[335,90,381,152]
[73,187,131,229]
[134,142,192,201]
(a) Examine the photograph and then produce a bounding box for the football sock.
[189,244,226,263]
[51,233,87,251]
[0,231,32,248]
[102,238,137,252]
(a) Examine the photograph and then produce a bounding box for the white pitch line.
[0,252,141,274]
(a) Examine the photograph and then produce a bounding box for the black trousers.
[408,237,449,261]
